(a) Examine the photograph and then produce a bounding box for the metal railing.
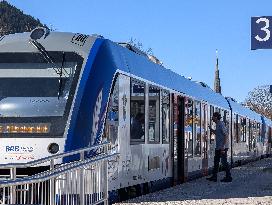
[0,142,118,205]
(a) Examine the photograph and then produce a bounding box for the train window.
[194,101,201,156]
[253,122,257,148]
[0,53,84,138]
[223,110,227,124]
[267,126,272,146]
[260,124,263,144]
[220,109,225,123]
[266,126,271,144]
[257,123,261,143]
[210,105,215,143]
[185,99,193,157]
[246,118,250,143]
[162,90,170,144]
[242,118,246,142]
[269,127,272,142]
[233,114,238,143]
[256,123,259,143]
[249,120,251,150]
[262,124,265,145]
[105,76,119,145]
[249,121,253,151]
[148,86,160,143]
[0,62,77,118]
[248,120,251,147]
[238,116,243,142]
[225,111,231,130]
[130,79,145,143]
[250,121,256,150]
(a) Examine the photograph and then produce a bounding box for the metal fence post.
[80,151,85,205]
[10,167,16,204]
[103,145,109,205]
[50,159,55,205]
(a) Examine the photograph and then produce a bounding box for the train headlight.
[0,123,50,134]
[48,143,59,154]
[30,27,50,40]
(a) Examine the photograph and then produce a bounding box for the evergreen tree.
[0,0,47,35]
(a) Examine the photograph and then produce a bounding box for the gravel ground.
[116,158,272,205]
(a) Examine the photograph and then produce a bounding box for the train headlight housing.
[30,27,50,40]
[0,123,50,134]
[47,143,59,154]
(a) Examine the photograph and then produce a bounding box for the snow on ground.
[116,158,272,205]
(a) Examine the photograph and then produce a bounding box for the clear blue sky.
[7,0,272,102]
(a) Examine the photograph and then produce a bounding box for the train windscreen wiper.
[29,39,60,73]
[58,52,65,99]
[29,39,68,99]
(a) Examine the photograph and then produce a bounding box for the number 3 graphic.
[255,18,271,42]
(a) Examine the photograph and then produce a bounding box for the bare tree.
[244,85,272,119]
[128,37,153,55]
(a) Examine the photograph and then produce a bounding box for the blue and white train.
[0,27,271,200]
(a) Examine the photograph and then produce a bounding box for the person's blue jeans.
[212,149,231,178]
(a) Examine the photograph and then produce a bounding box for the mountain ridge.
[0,0,47,36]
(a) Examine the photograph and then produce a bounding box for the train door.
[172,94,185,185]
[107,74,131,191]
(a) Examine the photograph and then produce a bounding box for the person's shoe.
[206,176,217,182]
[220,177,232,182]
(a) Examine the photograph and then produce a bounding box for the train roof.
[226,98,262,122]
[1,30,260,114]
[263,116,272,127]
[0,30,97,61]
[0,30,231,110]
[105,40,230,110]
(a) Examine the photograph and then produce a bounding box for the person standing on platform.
[207,112,232,182]
[131,112,145,140]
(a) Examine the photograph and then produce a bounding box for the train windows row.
[105,75,272,156]
[232,114,263,149]
[130,78,170,144]
[185,100,232,158]
[184,99,203,157]
[106,76,233,157]
[105,76,170,145]
[184,98,230,158]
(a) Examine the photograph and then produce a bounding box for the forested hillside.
[0,0,47,35]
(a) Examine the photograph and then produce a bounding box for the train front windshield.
[0,52,82,137]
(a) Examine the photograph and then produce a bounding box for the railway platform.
[116,157,272,205]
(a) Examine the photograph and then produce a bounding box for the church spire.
[214,49,222,94]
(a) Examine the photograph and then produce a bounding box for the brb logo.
[251,16,272,50]
[6,146,20,152]
[5,146,34,152]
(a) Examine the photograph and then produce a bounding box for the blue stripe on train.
[64,38,104,152]
[64,39,119,155]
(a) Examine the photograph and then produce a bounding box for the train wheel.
[118,187,129,202]
[142,182,150,195]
